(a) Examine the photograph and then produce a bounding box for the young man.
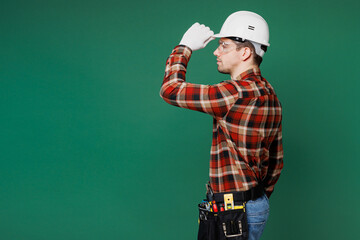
[160,11,283,240]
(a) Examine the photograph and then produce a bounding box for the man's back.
[209,68,283,196]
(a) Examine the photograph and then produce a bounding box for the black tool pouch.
[198,206,217,240]
[216,208,248,240]
[198,205,248,240]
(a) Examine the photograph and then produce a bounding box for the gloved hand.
[179,22,214,51]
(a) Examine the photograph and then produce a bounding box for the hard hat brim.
[213,33,270,47]
[213,33,225,38]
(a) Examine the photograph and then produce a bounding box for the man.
[160,11,283,240]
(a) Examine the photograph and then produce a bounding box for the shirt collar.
[235,67,261,80]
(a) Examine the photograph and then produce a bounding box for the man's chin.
[217,67,230,74]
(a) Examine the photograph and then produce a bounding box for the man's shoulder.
[220,77,276,99]
[221,79,255,91]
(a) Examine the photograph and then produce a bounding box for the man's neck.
[231,64,259,80]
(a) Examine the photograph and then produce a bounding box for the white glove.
[179,22,214,51]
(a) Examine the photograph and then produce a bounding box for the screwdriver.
[212,201,218,212]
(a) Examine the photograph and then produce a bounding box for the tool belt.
[212,183,264,203]
[198,183,264,240]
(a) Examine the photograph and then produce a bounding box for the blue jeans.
[245,194,270,240]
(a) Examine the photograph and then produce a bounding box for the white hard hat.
[213,11,270,57]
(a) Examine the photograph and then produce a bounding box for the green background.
[1,0,359,239]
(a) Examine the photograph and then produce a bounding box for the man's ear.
[241,47,252,61]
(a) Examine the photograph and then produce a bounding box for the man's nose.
[214,47,220,56]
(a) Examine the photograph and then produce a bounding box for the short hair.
[227,37,263,66]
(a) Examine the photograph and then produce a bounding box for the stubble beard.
[217,65,230,74]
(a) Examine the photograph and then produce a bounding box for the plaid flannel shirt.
[160,45,283,197]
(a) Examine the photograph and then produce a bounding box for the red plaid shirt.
[160,45,283,197]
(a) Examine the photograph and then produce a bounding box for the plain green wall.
[1,0,359,239]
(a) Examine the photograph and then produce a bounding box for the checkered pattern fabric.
[160,45,283,197]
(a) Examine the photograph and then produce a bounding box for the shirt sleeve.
[160,45,239,118]
[263,124,284,198]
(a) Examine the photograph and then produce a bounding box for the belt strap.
[212,184,264,203]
